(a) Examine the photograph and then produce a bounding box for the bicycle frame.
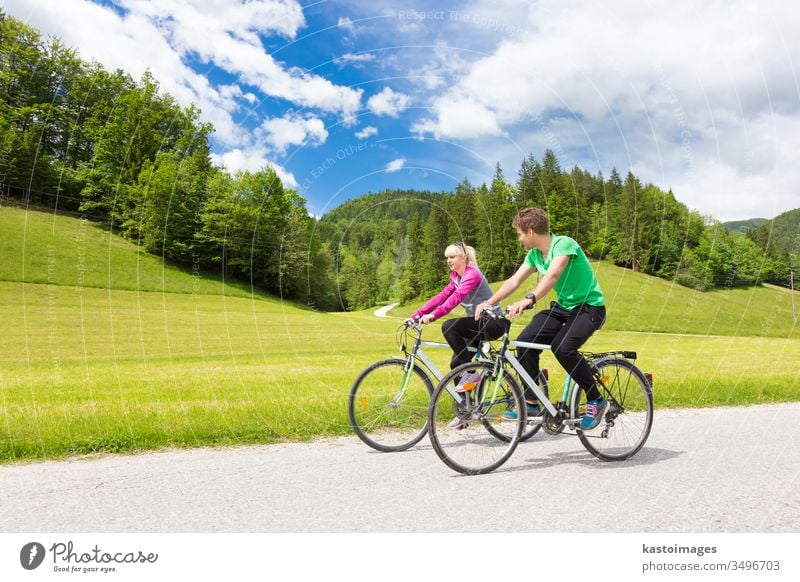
[503,340,559,415]
[479,313,602,418]
[499,339,645,426]
[398,325,488,404]
[426,310,654,474]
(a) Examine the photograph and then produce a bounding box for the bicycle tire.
[480,366,544,443]
[570,357,653,460]
[348,358,434,452]
[428,361,525,475]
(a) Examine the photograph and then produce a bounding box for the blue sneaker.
[502,402,541,420]
[580,397,608,430]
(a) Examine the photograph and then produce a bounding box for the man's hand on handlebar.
[507,297,534,318]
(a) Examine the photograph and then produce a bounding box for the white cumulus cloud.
[5,0,363,140]
[258,114,328,154]
[411,0,800,219]
[367,87,412,118]
[385,157,406,173]
[413,97,503,140]
[211,148,298,187]
[355,126,378,139]
[334,52,376,67]
[338,16,354,32]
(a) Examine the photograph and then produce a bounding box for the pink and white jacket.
[413,265,501,320]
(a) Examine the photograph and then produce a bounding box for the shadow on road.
[507,446,683,473]
[434,446,683,477]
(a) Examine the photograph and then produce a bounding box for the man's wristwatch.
[525,291,537,303]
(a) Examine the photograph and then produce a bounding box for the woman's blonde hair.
[445,242,478,267]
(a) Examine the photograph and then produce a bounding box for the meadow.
[1,205,798,462]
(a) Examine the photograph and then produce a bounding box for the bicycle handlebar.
[480,301,534,324]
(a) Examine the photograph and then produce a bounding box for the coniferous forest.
[2,11,797,312]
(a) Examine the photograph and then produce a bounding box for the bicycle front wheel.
[518,369,549,442]
[428,361,525,475]
[348,358,433,452]
[570,357,653,460]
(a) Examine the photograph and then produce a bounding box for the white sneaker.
[447,415,468,430]
[455,371,482,393]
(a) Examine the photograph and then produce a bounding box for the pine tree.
[421,200,451,292]
[449,178,477,247]
[516,153,541,209]
[398,217,425,302]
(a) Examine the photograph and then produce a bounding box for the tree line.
[0,11,338,309]
[2,11,794,313]
[321,153,794,309]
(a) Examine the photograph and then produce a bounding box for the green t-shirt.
[524,234,605,310]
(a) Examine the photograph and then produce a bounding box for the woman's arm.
[474,263,536,319]
[428,268,483,319]
[412,278,456,320]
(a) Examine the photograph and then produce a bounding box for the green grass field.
[0,205,264,298]
[1,205,799,463]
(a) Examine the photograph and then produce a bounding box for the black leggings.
[516,303,606,401]
[441,316,506,370]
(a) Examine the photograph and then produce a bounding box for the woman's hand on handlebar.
[419,313,435,325]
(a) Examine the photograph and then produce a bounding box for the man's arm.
[507,255,570,317]
[474,263,536,319]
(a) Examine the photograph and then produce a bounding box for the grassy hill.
[0,205,798,463]
[0,205,265,298]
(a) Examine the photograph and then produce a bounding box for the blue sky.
[5,0,800,220]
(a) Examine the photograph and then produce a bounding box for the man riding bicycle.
[474,208,608,431]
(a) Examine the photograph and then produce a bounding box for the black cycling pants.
[516,302,606,402]
[441,316,506,370]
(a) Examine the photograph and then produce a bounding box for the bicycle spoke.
[349,359,433,452]
[428,362,524,475]
[574,357,653,460]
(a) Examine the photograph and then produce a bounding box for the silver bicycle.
[427,310,654,475]
[348,321,500,452]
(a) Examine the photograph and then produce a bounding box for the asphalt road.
[1,403,798,533]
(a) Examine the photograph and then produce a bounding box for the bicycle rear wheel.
[348,358,433,452]
[570,357,653,460]
[428,361,525,475]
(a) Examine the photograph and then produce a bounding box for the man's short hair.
[513,208,549,234]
